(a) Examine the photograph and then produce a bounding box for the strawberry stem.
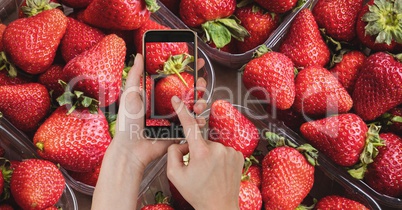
[145,0,160,13]
[362,0,402,45]
[252,45,272,58]
[21,0,61,17]
[348,123,385,179]
[56,80,99,114]
[157,53,194,87]
[0,52,18,78]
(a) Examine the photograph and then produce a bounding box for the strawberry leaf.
[22,0,61,17]
[56,80,99,114]
[0,51,18,78]
[156,53,194,87]
[145,0,161,13]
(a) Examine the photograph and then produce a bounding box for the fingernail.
[172,96,181,104]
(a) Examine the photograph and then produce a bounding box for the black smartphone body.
[143,29,198,140]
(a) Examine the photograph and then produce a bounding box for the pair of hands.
[109,54,244,209]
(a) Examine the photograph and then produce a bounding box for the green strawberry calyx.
[21,0,61,17]
[202,16,250,49]
[105,112,117,138]
[348,123,385,179]
[0,52,18,78]
[0,159,13,202]
[362,0,402,45]
[56,80,99,114]
[145,0,160,13]
[157,53,194,87]
[264,132,319,166]
[154,191,171,205]
[252,45,272,58]
[294,0,307,12]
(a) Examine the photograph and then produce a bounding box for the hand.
[112,54,208,171]
[167,96,244,210]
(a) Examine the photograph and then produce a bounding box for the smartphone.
[143,29,198,139]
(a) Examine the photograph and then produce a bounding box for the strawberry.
[356,0,402,53]
[266,104,305,132]
[279,9,330,68]
[62,34,126,107]
[169,181,194,210]
[141,75,152,118]
[234,4,280,53]
[365,133,402,197]
[179,0,248,49]
[0,24,6,52]
[261,146,315,210]
[33,106,112,172]
[330,50,366,95]
[10,159,65,210]
[59,0,93,8]
[38,65,65,100]
[0,204,13,210]
[207,40,238,53]
[0,83,50,132]
[18,0,62,18]
[208,100,260,158]
[82,0,160,30]
[68,162,101,187]
[315,195,369,209]
[352,52,402,121]
[293,66,353,117]
[243,46,296,110]
[238,176,262,210]
[141,191,174,210]
[254,0,298,14]
[3,9,67,74]
[244,165,262,189]
[312,0,364,42]
[60,17,105,63]
[154,71,198,118]
[144,41,189,75]
[300,114,383,167]
[132,19,169,54]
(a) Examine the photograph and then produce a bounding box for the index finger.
[171,96,207,151]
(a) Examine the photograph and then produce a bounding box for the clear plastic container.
[0,115,78,210]
[136,104,382,210]
[264,0,402,208]
[154,0,315,69]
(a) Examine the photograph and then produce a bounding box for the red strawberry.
[300,113,373,167]
[246,165,261,189]
[18,0,62,18]
[356,0,402,53]
[352,52,402,121]
[133,19,170,54]
[141,75,152,118]
[330,50,366,95]
[208,100,260,158]
[207,40,238,53]
[238,176,262,210]
[315,195,369,210]
[59,0,93,8]
[243,47,295,110]
[312,0,364,42]
[68,162,101,187]
[62,34,126,107]
[3,9,67,74]
[33,106,112,172]
[179,0,248,49]
[10,159,65,210]
[82,0,159,30]
[262,146,315,210]
[146,119,171,126]
[60,17,105,63]
[38,65,65,100]
[293,66,353,117]
[265,105,305,132]
[0,204,13,210]
[0,83,50,132]
[279,9,330,68]
[144,42,188,75]
[254,0,298,14]
[234,4,280,53]
[169,181,194,210]
[365,133,402,197]
[141,191,174,210]
[154,71,199,118]
[0,24,6,52]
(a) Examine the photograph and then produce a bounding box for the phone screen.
[143,30,197,139]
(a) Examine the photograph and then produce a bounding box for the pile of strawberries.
[241,0,402,207]
[0,154,66,210]
[160,0,305,53]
